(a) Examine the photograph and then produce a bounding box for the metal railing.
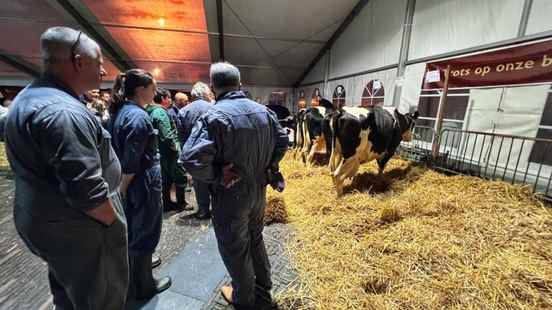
[400,126,552,201]
[399,126,436,164]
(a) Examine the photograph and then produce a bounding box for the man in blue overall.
[180,62,289,309]
[4,27,128,309]
[177,81,214,220]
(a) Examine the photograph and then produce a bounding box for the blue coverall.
[5,75,128,310]
[180,91,288,309]
[107,101,162,257]
[177,98,213,215]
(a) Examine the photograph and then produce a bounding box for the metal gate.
[400,126,552,201]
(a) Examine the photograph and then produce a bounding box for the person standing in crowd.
[100,89,111,104]
[148,88,189,212]
[171,92,189,139]
[4,26,128,309]
[167,91,184,121]
[177,82,214,220]
[107,69,171,300]
[180,62,289,310]
[174,91,189,109]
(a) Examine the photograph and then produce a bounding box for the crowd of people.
[4,26,288,310]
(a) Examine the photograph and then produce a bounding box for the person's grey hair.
[40,27,100,67]
[210,62,240,91]
[190,81,212,99]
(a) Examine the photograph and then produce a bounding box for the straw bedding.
[271,154,552,310]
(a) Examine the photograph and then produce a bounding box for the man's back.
[211,93,277,180]
[181,91,288,184]
[178,98,212,144]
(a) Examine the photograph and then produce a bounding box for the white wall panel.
[399,63,426,111]
[465,85,549,170]
[330,0,406,78]
[242,85,293,110]
[409,0,523,60]
[303,52,327,84]
[526,0,552,35]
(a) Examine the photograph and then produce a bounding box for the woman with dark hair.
[107,69,171,300]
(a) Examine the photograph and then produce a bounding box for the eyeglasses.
[70,31,82,66]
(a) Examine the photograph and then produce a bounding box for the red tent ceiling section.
[83,0,211,83]
[0,0,120,81]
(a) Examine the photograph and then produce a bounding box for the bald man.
[4,27,128,309]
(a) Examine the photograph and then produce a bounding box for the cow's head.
[394,109,419,142]
[319,98,335,112]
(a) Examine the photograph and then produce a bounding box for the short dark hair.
[154,88,171,104]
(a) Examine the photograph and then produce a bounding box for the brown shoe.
[220,285,234,304]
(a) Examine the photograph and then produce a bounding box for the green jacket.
[145,104,186,183]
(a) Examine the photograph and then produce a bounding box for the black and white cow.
[293,99,335,165]
[329,106,418,195]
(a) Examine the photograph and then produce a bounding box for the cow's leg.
[294,124,304,160]
[377,151,392,175]
[301,142,311,164]
[329,138,342,174]
[300,122,310,164]
[333,154,360,196]
[306,138,318,167]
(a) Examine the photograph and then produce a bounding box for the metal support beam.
[396,0,416,78]
[216,0,225,61]
[393,0,416,107]
[518,0,534,37]
[294,0,371,87]
[323,49,331,97]
[0,51,40,78]
[48,0,136,71]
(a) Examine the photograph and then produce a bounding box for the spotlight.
[158,18,166,27]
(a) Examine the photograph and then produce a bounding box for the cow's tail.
[329,109,343,173]
[330,110,341,154]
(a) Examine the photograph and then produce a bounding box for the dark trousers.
[14,196,129,310]
[193,179,211,214]
[211,182,272,309]
[128,253,156,300]
[162,172,187,210]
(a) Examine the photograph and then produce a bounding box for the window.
[529,87,552,166]
[361,80,384,107]
[417,89,469,129]
[416,89,469,147]
[311,88,321,107]
[332,85,345,108]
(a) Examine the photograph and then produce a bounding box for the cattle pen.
[266,148,552,309]
[400,126,552,202]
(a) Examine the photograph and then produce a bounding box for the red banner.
[422,39,552,90]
